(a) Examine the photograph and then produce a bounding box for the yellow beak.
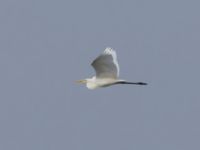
[76,79,87,84]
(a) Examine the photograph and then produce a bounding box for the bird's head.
[77,77,98,90]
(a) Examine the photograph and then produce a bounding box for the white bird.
[77,47,147,89]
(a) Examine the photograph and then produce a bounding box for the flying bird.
[77,47,147,89]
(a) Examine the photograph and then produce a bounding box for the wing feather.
[91,48,120,79]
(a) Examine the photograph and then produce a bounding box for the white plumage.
[77,47,147,89]
[91,47,119,79]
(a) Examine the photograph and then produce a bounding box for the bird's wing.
[91,47,120,79]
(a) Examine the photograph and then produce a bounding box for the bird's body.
[77,47,147,89]
[85,77,123,89]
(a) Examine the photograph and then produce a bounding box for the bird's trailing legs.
[116,81,147,85]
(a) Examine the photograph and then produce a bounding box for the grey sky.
[0,0,200,150]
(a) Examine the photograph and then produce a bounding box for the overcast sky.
[0,0,200,150]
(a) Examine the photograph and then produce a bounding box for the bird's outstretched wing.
[91,47,120,79]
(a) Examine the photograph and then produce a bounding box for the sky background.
[0,0,200,150]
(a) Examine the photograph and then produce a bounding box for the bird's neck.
[86,77,98,89]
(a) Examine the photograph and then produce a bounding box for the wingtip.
[106,47,113,49]
[104,47,115,53]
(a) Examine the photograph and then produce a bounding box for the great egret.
[77,47,147,89]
